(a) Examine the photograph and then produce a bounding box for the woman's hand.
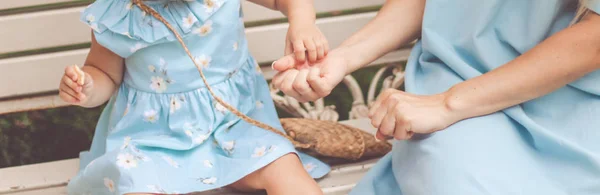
[271,49,348,102]
[369,89,460,140]
[59,65,94,105]
[285,24,329,63]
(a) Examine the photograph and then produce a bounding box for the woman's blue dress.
[351,0,600,194]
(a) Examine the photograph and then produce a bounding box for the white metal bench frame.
[0,1,411,194]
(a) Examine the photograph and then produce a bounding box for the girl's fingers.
[284,40,293,56]
[59,88,79,104]
[304,39,318,63]
[293,40,306,62]
[314,37,325,61]
[63,75,82,92]
[61,81,86,100]
[322,37,330,56]
[64,65,79,82]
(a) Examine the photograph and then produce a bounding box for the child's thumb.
[271,55,296,71]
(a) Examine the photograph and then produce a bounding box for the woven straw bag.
[280,118,391,162]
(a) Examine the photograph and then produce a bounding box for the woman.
[272,0,600,194]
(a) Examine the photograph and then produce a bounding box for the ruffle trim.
[81,0,227,43]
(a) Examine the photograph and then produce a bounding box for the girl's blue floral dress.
[67,0,330,194]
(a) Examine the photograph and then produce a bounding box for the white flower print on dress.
[182,13,198,29]
[148,65,156,73]
[232,41,238,51]
[130,43,146,53]
[222,141,235,154]
[304,163,317,172]
[203,0,222,14]
[204,160,213,168]
[252,146,267,158]
[184,130,194,137]
[162,156,180,168]
[144,109,159,123]
[215,101,227,114]
[116,153,138,169]
[126,2,134,10]
[86,14,95,23]
[104,178,116,192]
[170,96,182,114]
[193,134,209,144]
[194,21,213,36]
[194,55,212,68]
[159,58,168,74]
[150,76,168,93]
[199,177,217,185]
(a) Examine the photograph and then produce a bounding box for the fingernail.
[271,61,277,70]
[374,134,381,142]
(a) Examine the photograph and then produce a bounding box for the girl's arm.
[445,12,600,120]
[62,33,125,108]
[82,34,125,108]
[248,0,326,63]
[247,0,315,24]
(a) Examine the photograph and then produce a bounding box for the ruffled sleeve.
[80,0,227,58]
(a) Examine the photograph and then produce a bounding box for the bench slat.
[0,0,73,10]
[0,0,383,55]
[0,119,379,195]
[0,12,378,100]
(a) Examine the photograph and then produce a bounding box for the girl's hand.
[271,48,347,102]
[369,89,461,140]
[285,24,329,63]
[59,65,93,105]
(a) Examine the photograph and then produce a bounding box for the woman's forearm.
[445,13,600,120]
[339,0,425,73]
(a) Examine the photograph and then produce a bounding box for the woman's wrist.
[330,45,365,75]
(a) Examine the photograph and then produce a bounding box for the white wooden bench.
[0,1,410,194]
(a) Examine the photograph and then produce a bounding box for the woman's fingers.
[293,69,319,102]
[307,67,333,97]
[377,111,396,138]
[279,70,305,102]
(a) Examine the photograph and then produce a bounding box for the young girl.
[58,0,330,194]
